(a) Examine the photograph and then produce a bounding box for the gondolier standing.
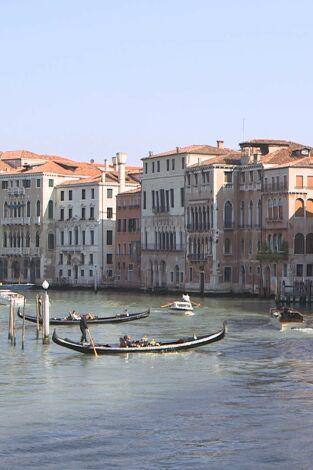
[80,314,91,343]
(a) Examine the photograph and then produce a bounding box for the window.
[89,270,93,277]
[90,230,94,245]
[296,264,303,277]
[69,190,72,200]
[60,231,64,245]
[224,238,231,254]
[36,200,41,217]
[157,161,160,172]
[294,233,304,254]
[60,191,64,201]
[296,175,303,188]
[107,207,113,219]
[306,234,313,254]
[48,200,53,219]
[49,179,54,187]
[60,208,64,221]
[91,188,95,199]
[82,189,86,200]
[35,231,40,247]
[89,254,93,265]
[249,171,253,183]
[82,230,85,245]
[81,269,85,277]
[152,162,155,173]
[172,159,175,170]
[27,200,31,217]
[224,201,233,228]
[36,179,40,188]
[48,233,54,249]
[81,253,85,265]
[90,207,94,219]
[295,198,304,217]
[166,159,170,171]
[307,264,313,277]
[69,231,72,245]
[59,254,63,264]
[182,157,185,169]
[224,267,232,282]
[68,269,72,277]
[59,269,63,277]
[68,208,72,219]
[106,254,113,264]
[143,191,146,210]
[170,188,174,208]
[75,227,79,245]
[189,267,193,282]
[180,188,184,207]
[107,230,113,245]
[81,207,85,219]
[307,199,313,218]
[117,219,121,232]
[107,188,113,198]
[2,181,8,189]
[145,162,148,174]
[224,172,232,184]
[308,176,313,189]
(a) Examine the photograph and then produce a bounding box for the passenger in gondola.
[80,313,91,343]
[67,309,80,320]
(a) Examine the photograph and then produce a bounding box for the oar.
[160,303,172,308]
[87,328,98,357]
[191,302,201,308]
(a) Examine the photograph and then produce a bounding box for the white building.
[140,143,235,291]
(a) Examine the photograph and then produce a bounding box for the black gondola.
[17,308,150,325]
[52,321,227,355]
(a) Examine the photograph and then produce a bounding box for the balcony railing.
[7,187,25,196]
[141,244,185,252]
[0,247,40,256]
[187,223,211,232]
[0,217,31,225]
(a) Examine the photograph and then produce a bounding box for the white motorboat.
[0,289,25,307]
[270,307,304,330]
[168,301,194,312]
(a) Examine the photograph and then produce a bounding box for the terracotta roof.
[189,152,241,168]
[145,144,238,159]
[117,187,141,195]
[240,139,311,150]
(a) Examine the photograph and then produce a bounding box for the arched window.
[224,238,231,254]
[278,198,283,219]
[268,199,273,219]
[48,233,55,249]
[294,233,304,254]
[3,232,7,248]
[240,201,245,226]
[257,200,262,226]
[35,231,40,247]
[307,199,313,218]
[26,232,30,248]
[224,201,232,228]
[295,198,304,217]
[273,199,278,219]
[48,200,53,219]
[249,201,253,226]
[306,233,313,254]
[26,200,31,217]
[36,200,41,217]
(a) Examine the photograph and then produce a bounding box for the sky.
[0,0,312,165]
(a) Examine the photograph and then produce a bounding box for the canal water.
[1,290,313,469]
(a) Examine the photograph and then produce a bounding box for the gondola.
[17,308,150,325]
[52,321,227,355]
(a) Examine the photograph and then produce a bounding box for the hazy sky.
[1,0,312,165]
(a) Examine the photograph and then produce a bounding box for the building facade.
[114,188,141,288]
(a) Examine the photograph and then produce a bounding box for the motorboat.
[270,307,304,330]
[0,283,34,290]
[0,290,25,307]
[168,301,194,312]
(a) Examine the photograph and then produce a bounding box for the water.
[1,291,313,469]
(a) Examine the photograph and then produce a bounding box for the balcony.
[187,254,209,262]
[7,187,25,196]
[142,244,185,252]
[0,217,31,225]
[1,247,40,256]
[263,182,288,193]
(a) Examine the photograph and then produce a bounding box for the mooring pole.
[8,299,12,340]
[22,298,26,350]
[42,280,50,344]
[12,301,16,346]
[35,294,40,339]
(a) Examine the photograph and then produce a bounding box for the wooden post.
[36,295,40,339]
[42,282,50,344]
[94,265,98,293]
[12,301,16,346]
[8,300,12,340]
[22,298,26,350]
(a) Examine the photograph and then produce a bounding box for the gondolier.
[80,314,91,343]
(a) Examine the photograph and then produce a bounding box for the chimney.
[149,151,153,157]
[104,159,109,171]
[176,146,180,153]
[116,152,127,193]
[112,156,117,171]
[216,140,224,149]
[90,158,95,164]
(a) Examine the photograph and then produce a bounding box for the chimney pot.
[216,140,224,149]
[176,146,180,153]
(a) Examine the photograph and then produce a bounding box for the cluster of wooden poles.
[8,294,50,348]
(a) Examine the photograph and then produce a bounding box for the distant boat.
[270,306,304,330]
[0,289,25,306]
[0,283,35,291]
